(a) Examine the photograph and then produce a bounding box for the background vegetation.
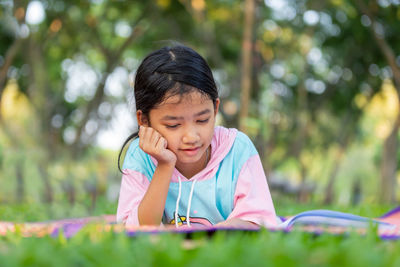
[1,0,400,220]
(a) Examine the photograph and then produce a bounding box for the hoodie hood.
[168,126,237,182]
[207,126,238,171]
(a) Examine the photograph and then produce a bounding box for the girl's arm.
[137,126,177,226]
[138,162,174,225]
[215,218,259,229]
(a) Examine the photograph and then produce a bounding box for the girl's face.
[138,90,219,176]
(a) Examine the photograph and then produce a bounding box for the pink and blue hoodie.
[117,126,277,227]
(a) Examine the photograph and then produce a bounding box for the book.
[277,209,397,231]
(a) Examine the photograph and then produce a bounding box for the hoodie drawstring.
[174,176,197,228]
[186,180,197,227]
[175,176,182,228]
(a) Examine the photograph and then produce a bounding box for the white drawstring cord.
[186,180,197,227]
[175,176,182,228]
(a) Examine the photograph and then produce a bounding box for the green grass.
[0,197,117,222]
[1,225,400,267]
[1,200,399,266]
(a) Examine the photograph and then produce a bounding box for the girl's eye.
[197,118,209,124]
[166,124,179,129]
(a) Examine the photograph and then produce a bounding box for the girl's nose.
[182,127,200,144]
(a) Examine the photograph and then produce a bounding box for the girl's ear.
[136,110,149,126]
[214,98,220,116]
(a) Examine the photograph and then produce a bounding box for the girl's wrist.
[155,150,177,167]
[156,161,176,172]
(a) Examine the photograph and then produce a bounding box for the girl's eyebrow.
[161,109,211,121]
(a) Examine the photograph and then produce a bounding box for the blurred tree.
[238,0,255,132]
[352,0,400,204]
[0,0,246,205]
[253,0,399,204]
[1,0,399,208]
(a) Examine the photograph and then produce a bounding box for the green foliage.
[0,223,400,266]
[1,202,398,266]
[0,196,117,222]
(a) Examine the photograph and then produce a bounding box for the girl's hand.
[215,218,259,229]
[138,126,177,165]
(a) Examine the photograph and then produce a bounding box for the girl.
[117,45,276,228]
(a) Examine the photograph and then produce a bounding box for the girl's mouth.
[180,146,201,156]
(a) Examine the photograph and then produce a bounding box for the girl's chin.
[177,157,203,165]
[176,153,205,165]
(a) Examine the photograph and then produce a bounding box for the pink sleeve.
[116,169,150,226]
[227,155,277,227]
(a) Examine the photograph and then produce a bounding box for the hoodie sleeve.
[227,154,277,227]
[116,169,150,225]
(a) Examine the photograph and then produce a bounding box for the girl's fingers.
[139,126,165,154]
[163,138,168,149]
[150,130,161,145]
[139,127,175,164]
[155,136,167,151]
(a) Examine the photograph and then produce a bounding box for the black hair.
[118,45,219,173]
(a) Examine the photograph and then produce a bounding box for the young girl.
[117,45,276,228]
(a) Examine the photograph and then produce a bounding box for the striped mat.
[0,207,399,239]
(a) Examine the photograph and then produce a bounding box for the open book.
[277,209,397,231]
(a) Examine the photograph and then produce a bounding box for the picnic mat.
[1,207,399,239]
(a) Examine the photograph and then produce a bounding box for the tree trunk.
[84,177,98,213]
[238,0,255,133]
[298,161,310,203]
[264,124,279,176]
[291,83,308,158]
[380,111,400,203]
[38,163,53,204]
[323,148,345,205]
[351,179,362,206]
[62,179,76,206]
[291,79,309,201]
[252,47,267,167]
[323,108,357,205]
[15,158,24,203]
